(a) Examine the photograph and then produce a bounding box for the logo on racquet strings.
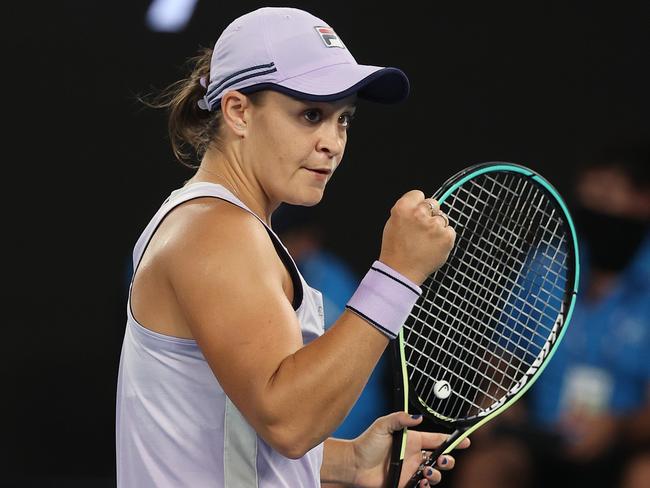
[433,380,451,399]
[314,26,346,48]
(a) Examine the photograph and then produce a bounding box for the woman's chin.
[286,189,326,207]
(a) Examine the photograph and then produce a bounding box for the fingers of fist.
[392,193,451,230]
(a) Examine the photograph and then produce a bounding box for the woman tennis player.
[116,7,467,487]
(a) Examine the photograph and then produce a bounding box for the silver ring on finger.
[435,210,449,227]
[421,450,433,465]
[424,200,436,217]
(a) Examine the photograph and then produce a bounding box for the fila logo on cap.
[315,26,346,49]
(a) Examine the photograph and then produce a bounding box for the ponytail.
[141,47,222,168]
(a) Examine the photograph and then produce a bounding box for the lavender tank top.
[116,182,326,487]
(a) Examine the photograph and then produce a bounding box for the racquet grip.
[388,427,406,488]
[405,430,460,487]
[404,445,444,488]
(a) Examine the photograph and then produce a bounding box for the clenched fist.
[379,190,456,285]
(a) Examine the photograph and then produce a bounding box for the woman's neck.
[187,150,276,225]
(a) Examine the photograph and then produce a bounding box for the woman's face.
[243,91,357,207]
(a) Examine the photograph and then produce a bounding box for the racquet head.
[388,162,579,487]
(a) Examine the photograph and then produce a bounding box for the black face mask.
[573,205,649,272]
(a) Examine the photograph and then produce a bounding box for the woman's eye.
[304,110,322,123]
[339,113,355,128]
[302,109,354,128]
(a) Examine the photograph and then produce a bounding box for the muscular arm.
[167,200,390,458]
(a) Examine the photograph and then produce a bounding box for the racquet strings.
[404,171,571,421]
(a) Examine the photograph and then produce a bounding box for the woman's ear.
[221,91,249,136]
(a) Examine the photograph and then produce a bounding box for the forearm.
[249,260,421,457]
[262,310,389,455]
[321,437,357,485]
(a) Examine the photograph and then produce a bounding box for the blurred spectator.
[273,204,392,440]
[451,139,650,488]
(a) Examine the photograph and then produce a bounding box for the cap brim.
[240,64,409,104]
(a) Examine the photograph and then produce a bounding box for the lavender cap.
[200,7,410,111]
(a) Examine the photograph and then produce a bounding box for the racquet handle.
[403,444,445,488]
[404,430,460,488]
[388,427,405,488]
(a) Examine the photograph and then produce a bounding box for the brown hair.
[141,47,222,168]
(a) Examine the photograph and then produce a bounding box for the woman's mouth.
[304,167,332,180]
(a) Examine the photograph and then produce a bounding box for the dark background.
[4,0,649,485]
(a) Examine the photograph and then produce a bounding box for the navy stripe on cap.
[207,68,278,106]
[207,63,277,105]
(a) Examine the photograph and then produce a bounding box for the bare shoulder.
[131,196,288,339]
[164,196,270,248]
[161,197,282,280]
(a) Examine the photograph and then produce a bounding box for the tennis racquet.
[387,162,580,487]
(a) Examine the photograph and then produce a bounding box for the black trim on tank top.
[265,228,303,311]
